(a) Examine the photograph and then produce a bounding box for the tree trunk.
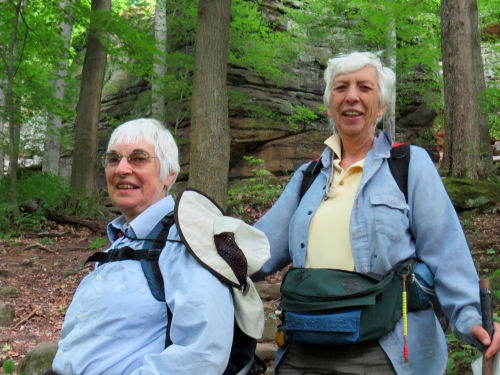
[6,0,23,217]
[384,15,396,140]
[70,0,110,197]
[0,83,5,179]
[188,0,231,209]
[469,0,491,169]
[441,0,490,178]
[43,0,73,175]
[152,0,167,124]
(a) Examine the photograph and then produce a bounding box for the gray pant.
[277,340,397,375]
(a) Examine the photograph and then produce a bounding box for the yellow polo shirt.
[305,135,364,271]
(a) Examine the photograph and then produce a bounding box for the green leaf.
[88,237,108,250]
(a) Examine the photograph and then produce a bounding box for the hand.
[471,322,500,359]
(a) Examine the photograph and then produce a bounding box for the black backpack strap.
[388,145,449,331]
[299,159,323,199]
[165,305,173,347]
[85,247,162,264]
[388,143,410,202]
[85,212,176,302]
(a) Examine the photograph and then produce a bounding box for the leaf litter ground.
[0,213,498,372]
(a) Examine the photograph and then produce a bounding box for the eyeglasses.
[102,150,158,168]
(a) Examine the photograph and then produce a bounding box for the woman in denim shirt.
[50,119,234,375]
[254,52,499,374]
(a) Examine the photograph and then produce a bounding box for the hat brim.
[232,278,265,339]
[175,189,239,287]
[175,188,270,339]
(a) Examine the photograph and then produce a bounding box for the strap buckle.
[108,247,133,261]
[147,249,162,261]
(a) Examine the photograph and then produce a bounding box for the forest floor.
[0,211,499,372]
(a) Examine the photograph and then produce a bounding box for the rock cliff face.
[99,50,439,181]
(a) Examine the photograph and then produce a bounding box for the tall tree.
[70,0,111,197]
[152,0,167,123]
[5,0,23,216]
[43,0,73,175]
[441,0,491,178]
[0,82,5,179]
[0,1,6,180]
[188,0,231,208]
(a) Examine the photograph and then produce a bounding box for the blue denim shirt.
[53,196,234,375]
[255,130,481,375]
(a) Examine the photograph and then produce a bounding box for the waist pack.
[277,260,433,346]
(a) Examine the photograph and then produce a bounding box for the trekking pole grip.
[480,279,494,375]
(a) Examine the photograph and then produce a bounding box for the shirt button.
[307,210,312,215]
[300,243,305,248]
[323,185,326,190]
[77,312,83,319]
[96,275,102,281]
[57,350,63,357]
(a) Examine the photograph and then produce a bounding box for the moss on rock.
[443,177,500,211]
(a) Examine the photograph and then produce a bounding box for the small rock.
[62,267,79,277]
[0,269,14,278]
[256,283,281,300]
[0,286,18,297]
[21,258,33,267]
[256,342,278,361]
[0,302,15,327]
[494,141,500,156]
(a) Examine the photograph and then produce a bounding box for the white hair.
[107,118,180,187]
[323,52,396,109]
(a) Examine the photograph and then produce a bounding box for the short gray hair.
[323,52,395,109]
[107,118,180,185]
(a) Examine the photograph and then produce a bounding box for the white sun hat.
[174,188,270,339]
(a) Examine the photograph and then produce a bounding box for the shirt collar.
[324,134,342,159]
[107,196,175,241]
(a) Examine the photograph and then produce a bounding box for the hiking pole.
[480,279,494,375]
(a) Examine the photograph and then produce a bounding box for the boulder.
[18,342,58,375]
[443,178,500,211]
[261,307,279,342]
[230,130,329,178]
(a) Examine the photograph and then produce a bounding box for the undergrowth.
[0,170,108,237]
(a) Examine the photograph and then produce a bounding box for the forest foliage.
[0,0,499,226]
[0,2,499,371]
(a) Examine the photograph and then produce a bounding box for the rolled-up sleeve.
[131,231,234,375]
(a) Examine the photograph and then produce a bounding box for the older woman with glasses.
[253,52,499,374]
[50,118,235,374]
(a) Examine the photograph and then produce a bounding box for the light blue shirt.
[254,130,481,375]
[53,196,234,375]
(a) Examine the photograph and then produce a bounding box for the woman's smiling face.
[328,65,387,141]
[105,140,174,222]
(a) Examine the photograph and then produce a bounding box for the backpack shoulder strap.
[299,159,323,199]
[141,212,175,302]
[85,212,175,302]
[388,143,410,203]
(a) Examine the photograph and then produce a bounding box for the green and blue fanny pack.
[276,260,433,346]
